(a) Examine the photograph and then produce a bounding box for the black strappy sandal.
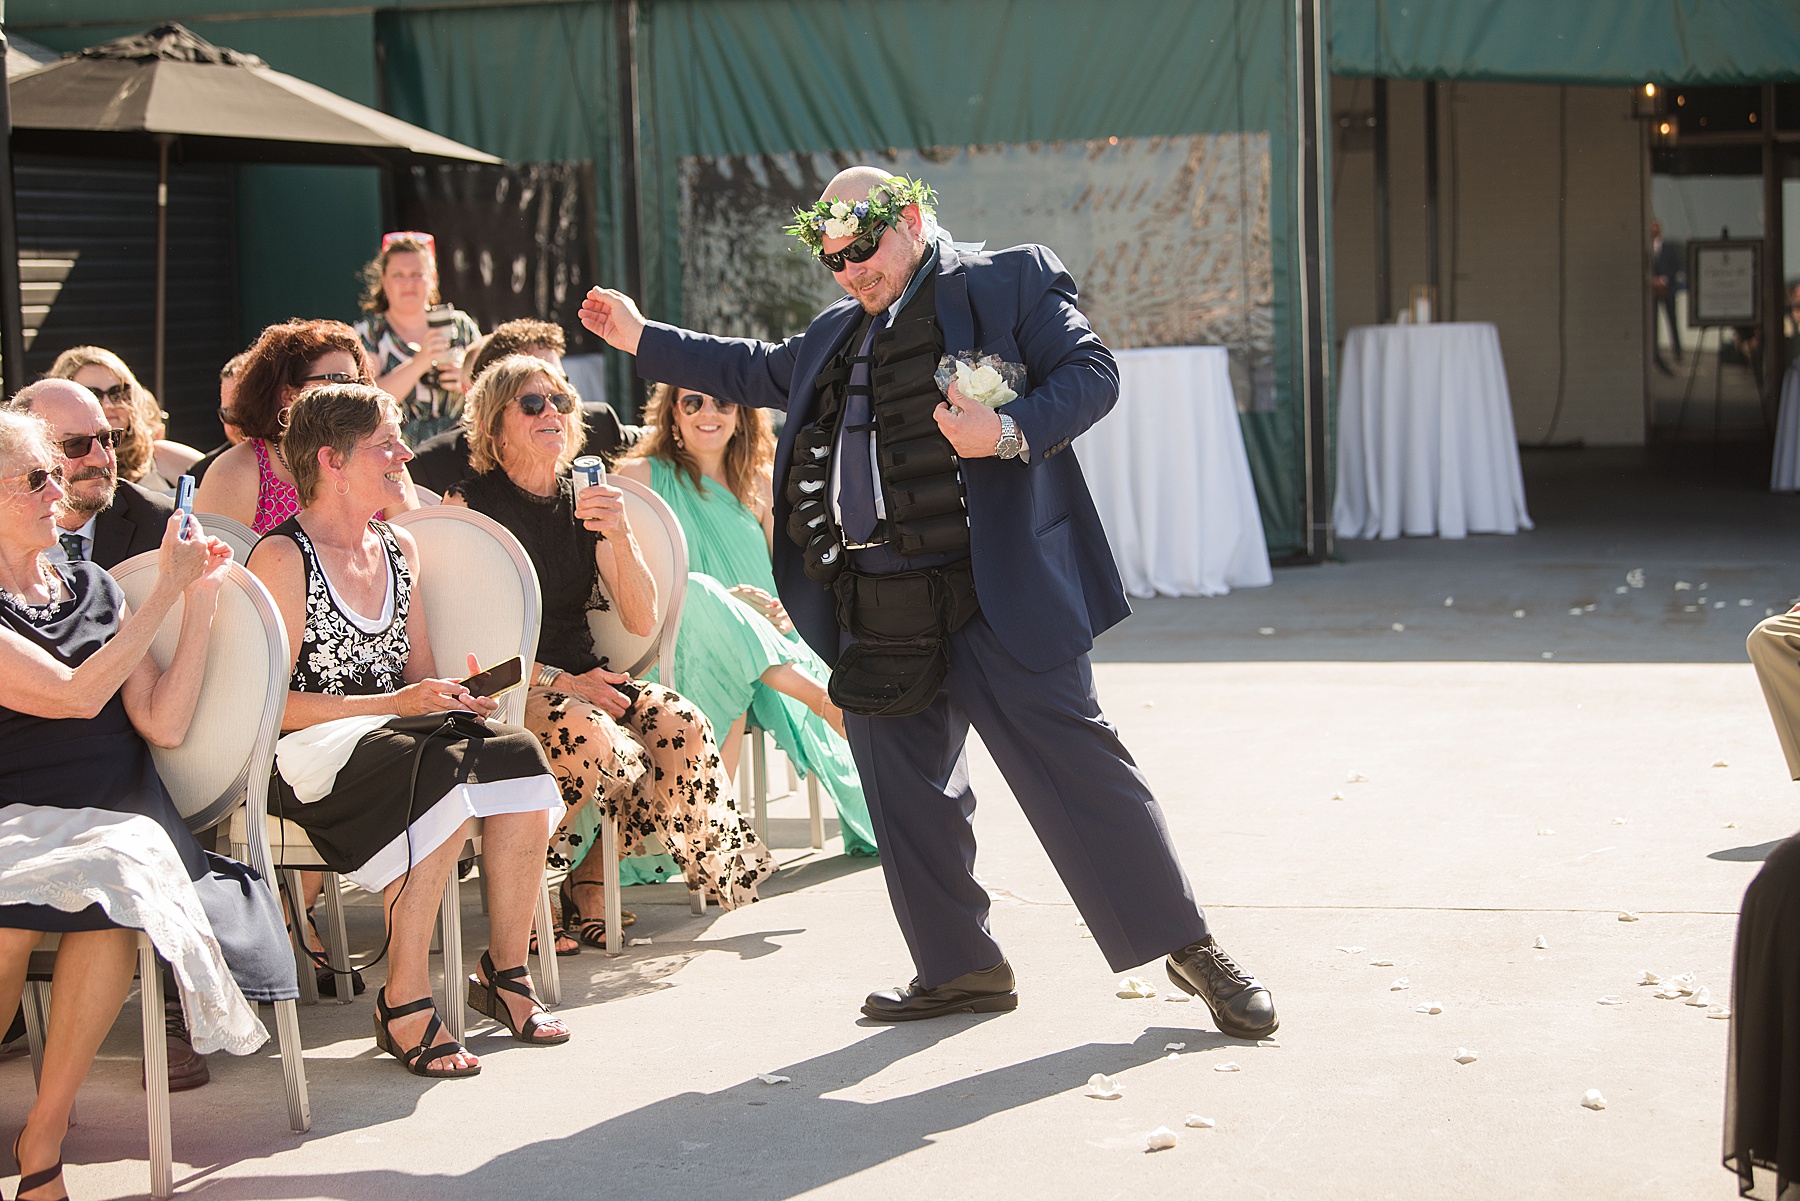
[372,988,480,1078]
[466,951,570,1045]
[561,879,634,949]
[11,1131,63,1201]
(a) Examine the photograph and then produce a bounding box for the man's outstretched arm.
[580,286,800,412]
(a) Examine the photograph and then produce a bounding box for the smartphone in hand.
[175,474,196,540]
[459,656,524,700]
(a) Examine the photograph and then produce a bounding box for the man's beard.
[853,238,928,314]
[60,468,116,518]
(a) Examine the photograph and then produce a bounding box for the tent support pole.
[1424,80,1440,308]
[153,133,172,406]
[1372,78,1390,324]
[1294,0,1333,562]
[0,19,29,401]
[614,0,645,420]
[1762,83,1782,424]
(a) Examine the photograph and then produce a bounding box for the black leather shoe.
[144,1001,210,1092]
[1166,937,1278,1040]
[862,961,1019,1022]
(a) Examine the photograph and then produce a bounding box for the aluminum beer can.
[572,455,605,491]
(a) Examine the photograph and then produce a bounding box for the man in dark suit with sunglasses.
[10,379,174,571]
[579,167,1277,1041]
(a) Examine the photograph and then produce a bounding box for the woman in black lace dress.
[247,384,570,1079]
[446,355,771,949]
[0,409,293,1199]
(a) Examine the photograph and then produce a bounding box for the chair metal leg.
[783,749,799,798]
[439,869,465,1045]
[808,776,825,850]
[140,940,173,1200]
[283,870,319,1005]
[321,873,353,1005]
[601,815,622,953]
[689,887,706,916]
[22,979,47,1088]
[751,730,769,843]
[272,999,311,1132]
[533,878,561,1006]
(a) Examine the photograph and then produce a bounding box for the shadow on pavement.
[179,1023,1246,1200]
[1709,839,1789,863]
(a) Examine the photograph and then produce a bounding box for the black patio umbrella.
[4,23,501,400]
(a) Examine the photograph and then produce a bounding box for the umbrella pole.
[0,21,29,400]
[153,133,172,405]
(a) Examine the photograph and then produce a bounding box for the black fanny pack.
[828,563,979,718]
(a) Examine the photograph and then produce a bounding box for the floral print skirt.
[526,682,773,910]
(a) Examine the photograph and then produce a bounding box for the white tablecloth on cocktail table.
[1334,322,1533,539]
[1771,360,1800,491]
[1073,346,1271,598]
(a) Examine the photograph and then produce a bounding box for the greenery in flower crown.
[784,175,937,254]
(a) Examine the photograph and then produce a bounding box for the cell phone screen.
[175,474,196,540]
[459,656,523,699]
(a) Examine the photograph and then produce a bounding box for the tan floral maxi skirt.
[526,682,772,909]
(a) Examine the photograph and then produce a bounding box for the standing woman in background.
[354,232,481,446]
[47,346,201,491]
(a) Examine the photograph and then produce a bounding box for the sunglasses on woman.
[515,391,577,416]
[93,382,133,404]
[302,372,370,386]
[4,465,64,493]
[55,429,122,459]
[678,393,737,417]
[817,222,889,272]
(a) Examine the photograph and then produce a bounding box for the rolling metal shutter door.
[16,153,238,447]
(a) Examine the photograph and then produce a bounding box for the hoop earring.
[335,479,350,497]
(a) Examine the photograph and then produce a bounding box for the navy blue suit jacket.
[637,243,1130,674]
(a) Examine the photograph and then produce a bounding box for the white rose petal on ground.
[1444,596,1455,606]
[1667,972,1698,994]
[1581,1089,1608,1111]
[1346,772,1369,783]
[1708,1006,1732,1019]
[1538,828,1557,836]
[1686,987,1713,1007]
[1542,652,1555,660]
[1391,978,1411,990]
[756,1073,791,1085]
[1166,1053,1181,1062]
[1534,935,1549,949]
[1084,1073,1125,1099]
[1258,626,1275,636]
[628,937,652,946]
[1184,1115,1216,1129]
[1164,1042,1186,1052]
[1724,821,1739,829]
[1675,581,1692,591]
[1596,996,1624,1006]
[1145,1127,1179,1152]
[1612,817,1629,825]
[1513,609,1527,618]
[1331,791,1345,800]
[1615,585,1629,594]
[1116,976,1158,999]
[1391,622,1406,632]
[1415,1001,1444,1014]
[1257,1039,1281,1048]
[1454,1048,1479,1064]
[1618,911,1641,922]
[1337,945,1366,953]
[1213,1061,1242,1073]
[1163,994,1192,1003]
[1627,569,1645,588]
[1639,970,1663,986]
[1741,599,1755,607]
[1584,604,1597,612]
[1569,607,1584,616]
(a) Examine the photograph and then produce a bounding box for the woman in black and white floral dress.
[446,354,772,951]
[248,383,569,1079]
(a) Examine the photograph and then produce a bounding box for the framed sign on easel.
[1671,236,1768,446]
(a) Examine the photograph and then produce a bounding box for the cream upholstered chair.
[192,512,257,562]
[23,556,311,1201]
[584,475,699,951]
[390,505,560,1042]
[411,484,442,506]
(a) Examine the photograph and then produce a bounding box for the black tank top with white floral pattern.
[264,516,412,697]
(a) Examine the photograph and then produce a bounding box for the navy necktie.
[59,532,85,562]
[837,320,882,544]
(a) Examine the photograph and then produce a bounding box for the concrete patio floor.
[5,446,1798,1200]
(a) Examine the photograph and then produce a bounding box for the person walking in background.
[354,232,481,446]
[1651,220,1683,376]
[580,167,1277,1037]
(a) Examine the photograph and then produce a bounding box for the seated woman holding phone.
[247,383,570,1078]
[445,355,772,951]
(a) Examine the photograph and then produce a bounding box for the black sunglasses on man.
[55,429,122,460]
[817,222,889,272]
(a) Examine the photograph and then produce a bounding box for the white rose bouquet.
[935,351,1028,411]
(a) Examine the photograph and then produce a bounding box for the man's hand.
[579,288,647,356]
[933,383,1003,459]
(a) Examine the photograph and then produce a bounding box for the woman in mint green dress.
[616,384,876,859]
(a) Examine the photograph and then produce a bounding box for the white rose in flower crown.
[830,200,851,218]
[953,359,1018,409]
[823,217,850,240]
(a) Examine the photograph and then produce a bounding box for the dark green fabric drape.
[1330,0,1800,84]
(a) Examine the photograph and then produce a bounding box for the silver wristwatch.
[993,412,1023,460]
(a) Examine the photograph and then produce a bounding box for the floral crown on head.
[784,175,937,254]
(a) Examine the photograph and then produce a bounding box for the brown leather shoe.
[861,961,1018,1022]
[144,1001,210,1092]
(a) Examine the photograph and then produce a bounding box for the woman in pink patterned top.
[197,320,405,535]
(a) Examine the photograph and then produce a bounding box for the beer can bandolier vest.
[782,265,980,717]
